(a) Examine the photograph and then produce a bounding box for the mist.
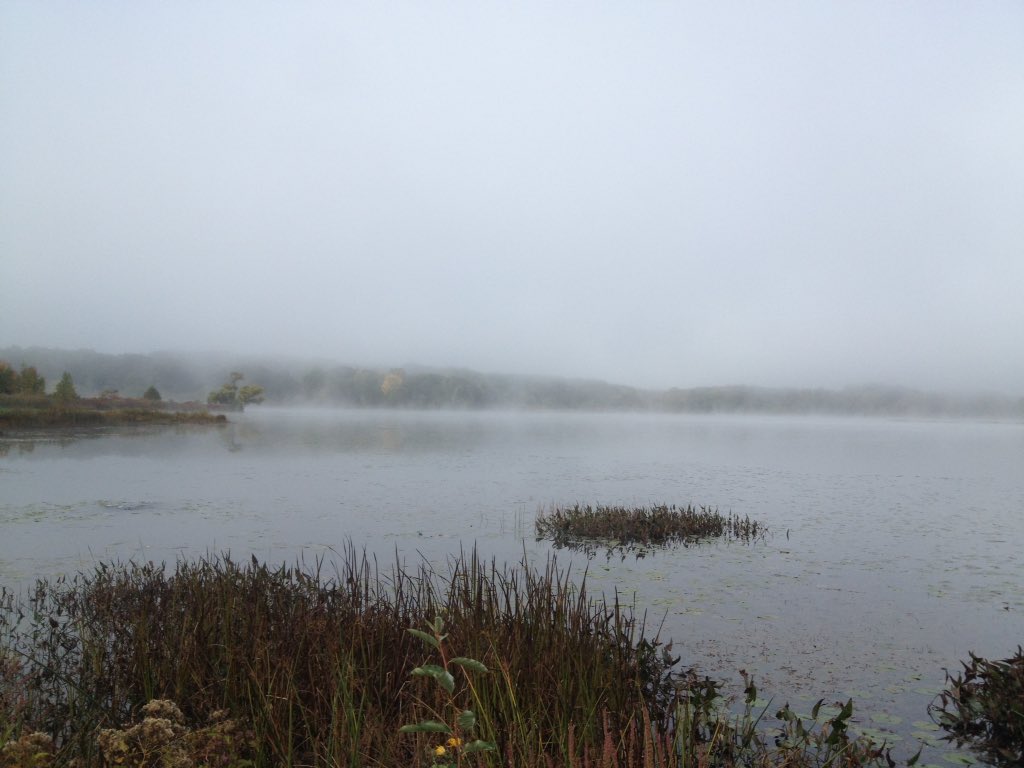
[2,1,1022,394]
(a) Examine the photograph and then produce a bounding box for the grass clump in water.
[930,646,1024,766]
[536,503,762,557]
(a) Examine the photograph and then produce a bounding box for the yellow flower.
[434,745,447,757]
[446,737,463,748]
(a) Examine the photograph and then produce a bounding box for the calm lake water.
[2,408,1022,765]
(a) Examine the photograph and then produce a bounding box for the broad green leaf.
[456,709,476,730]
[462,740,497,754]
[450,657,488,674]
[406,628,439,650]
[412,663,447,677]
[412,665,455,694]
[838,698,853,721]
[399,720,452,734]
[811,698,824,720]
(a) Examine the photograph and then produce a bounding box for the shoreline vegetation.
[2,547,1016,767]
[0,395,228,432]
[0,363,262,433]
[1,503,1020,765]
[0,549,909,768]
[2,346,1023,420]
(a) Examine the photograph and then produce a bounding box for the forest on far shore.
[2,345,1022,419]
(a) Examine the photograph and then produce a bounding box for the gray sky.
[2,1,1022,392]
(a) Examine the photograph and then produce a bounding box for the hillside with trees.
[2,346,1021,419]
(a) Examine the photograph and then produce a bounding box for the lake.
[2,407,1022,765]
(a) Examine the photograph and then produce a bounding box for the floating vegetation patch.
[930,646,1024,766]
[536,503,764,558]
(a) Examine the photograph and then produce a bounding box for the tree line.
[0,362,48,396]
[3,347,1022,418]
[0,360,144,405]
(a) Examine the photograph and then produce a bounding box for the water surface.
[2,408,1022,765]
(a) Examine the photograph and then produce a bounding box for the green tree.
[0,360,17,394]
[18,365,45,394]
[238,384,264,405]
[207,386,236,406]
[208,372,262,410]
[54,372,79,403]
[142,386,162,402]
[208,372,240,406]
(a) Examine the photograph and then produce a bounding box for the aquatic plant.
[0,549,678,766]
[664,668,907,768]
[930,646,1024,766]
[0,549,909,767]
[536,503,763,557]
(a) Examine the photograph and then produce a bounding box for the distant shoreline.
[0,403,228,432]
[3,346,1023,420]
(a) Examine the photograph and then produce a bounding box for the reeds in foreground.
[0,549,899,767]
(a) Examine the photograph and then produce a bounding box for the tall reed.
[1,547,904,767]
[0,548,676,766]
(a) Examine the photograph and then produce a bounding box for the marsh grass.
[0,392,227,430]
[0,408,226,429]
[536,504,763,558]
[930,647,1024,766]
[0,549,679,766]
[0,549,900,767]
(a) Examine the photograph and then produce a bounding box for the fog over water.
[2,2,1023,392]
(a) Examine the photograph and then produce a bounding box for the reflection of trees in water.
[375,426,403,452]
[220,418,500,455]
[0,439,41,456]
[219,424,243,452]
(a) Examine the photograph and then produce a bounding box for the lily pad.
[854,727,903,743]
[870,711,902,725]
[942,753,975,765]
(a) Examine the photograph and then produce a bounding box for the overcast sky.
[2,1,1022,392]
